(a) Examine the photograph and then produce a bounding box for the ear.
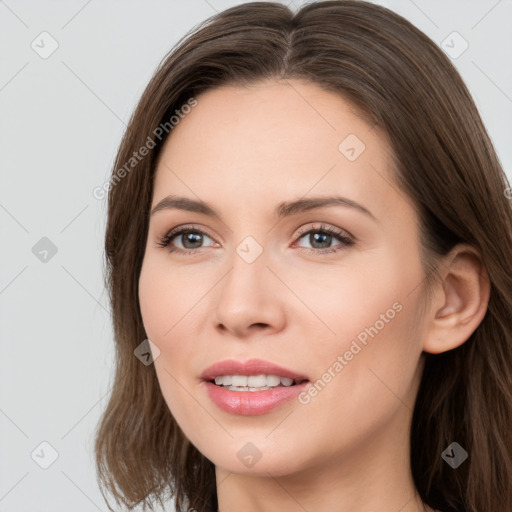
[422,244,490,354]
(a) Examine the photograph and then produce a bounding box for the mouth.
[200,358,310,414]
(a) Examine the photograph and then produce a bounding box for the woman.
[94,2,512,511]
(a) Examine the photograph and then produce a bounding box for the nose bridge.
[222,234,269,297]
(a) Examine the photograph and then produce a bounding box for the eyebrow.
[150,194,377,222]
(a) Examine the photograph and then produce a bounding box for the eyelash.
[156,223,354,256]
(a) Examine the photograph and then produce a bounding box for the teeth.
[267,375,283,386]
[248,375,270,387]
[219,375,232,385]
[231,375,248,387]
[213,374,297,388]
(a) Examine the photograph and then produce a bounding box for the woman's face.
[139,79,429,478]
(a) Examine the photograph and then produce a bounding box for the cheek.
[138,255,197,340]
[138,256,208,388]
[138,263,168,340]
[286,248,414,343]
[138,260,199,422]
[292,245,424,401]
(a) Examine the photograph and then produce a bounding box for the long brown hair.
[94,2,512,511]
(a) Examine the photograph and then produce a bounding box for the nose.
[213,247,286,339]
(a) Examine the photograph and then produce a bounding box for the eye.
[156,225,217,254]
[293,223,354,254]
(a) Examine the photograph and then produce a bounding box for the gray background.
[1,0,511,510]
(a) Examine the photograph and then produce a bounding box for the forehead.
[158,79,381,168]
[152,79,408,225]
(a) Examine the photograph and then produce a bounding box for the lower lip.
[204,380,309,416]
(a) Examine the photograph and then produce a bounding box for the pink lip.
[203,380,309,415]
[200,358,310,416]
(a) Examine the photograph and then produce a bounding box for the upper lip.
[200,358,309,383]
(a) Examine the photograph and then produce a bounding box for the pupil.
[310,232,331,249]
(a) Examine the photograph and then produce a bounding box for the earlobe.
[422,244,490,355]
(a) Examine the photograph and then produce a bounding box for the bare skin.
[138,78,490,512]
